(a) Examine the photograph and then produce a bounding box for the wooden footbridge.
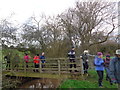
[2,58,84,79]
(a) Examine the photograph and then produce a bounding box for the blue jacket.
[40,55,45,63]
[109,57,120,83]
[94,56,104,71]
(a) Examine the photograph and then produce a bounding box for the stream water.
[20,78,61,89]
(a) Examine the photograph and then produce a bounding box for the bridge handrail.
[2,57,84,75]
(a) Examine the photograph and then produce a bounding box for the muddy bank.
[2,76,34,88]
[2,72,63,89]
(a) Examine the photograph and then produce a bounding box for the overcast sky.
[0,0,76,24]
[0,0,119,24]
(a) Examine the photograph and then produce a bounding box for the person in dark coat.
[109,49,120,89]
[81,50,89,74]
[4,53,11,70]
[40,52,46,69]
[68,46,76,72]
[104,54,112,85]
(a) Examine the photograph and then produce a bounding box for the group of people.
[68,47,93,74]
[24,52,45,72]
[4,53,20,70]
[4,52,46,72]
[4,48,120,88]
[94,49,120,88]
[68,47,120,88]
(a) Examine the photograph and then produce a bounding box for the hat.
[84,50,89,53]
[42,52,45,55]
[106,54,110,57]
[116,49,120,55]
[97,52,103,56]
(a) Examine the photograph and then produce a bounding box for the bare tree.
[59,1,117,52]
[22,15,47,50]
[0,19,18,47]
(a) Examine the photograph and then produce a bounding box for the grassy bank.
[59,70,117,88]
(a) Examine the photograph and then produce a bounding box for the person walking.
[104,54,112,85]
[24,53,30,68]
[33,54,40,72]
[94,52,104,87]
[68,46,77,72]
[109,49,120,89]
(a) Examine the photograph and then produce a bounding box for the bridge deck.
[3,70,83,79]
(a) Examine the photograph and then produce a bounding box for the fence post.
[10,62,13,72]
[58,60,60,75]
[39,61,42,73]
[66,58,69,72]
[80,57,84,76]
[24,61,26,74]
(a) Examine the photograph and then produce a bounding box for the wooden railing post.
[58,60,60,75]
[67,58,69,72]
[24,61,26,73]
[80,57,84,75]
[39,61,42,73]
[10,61,13,71]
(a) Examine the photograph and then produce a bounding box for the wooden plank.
[24,62,26,73]
[3,71,70,79]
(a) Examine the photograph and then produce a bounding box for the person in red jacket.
[33,54,40,72]
[24,53,30,68]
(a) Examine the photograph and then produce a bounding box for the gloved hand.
[111,78,117,84]
[101,63,104,65]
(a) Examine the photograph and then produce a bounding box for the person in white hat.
[109,49,120,89]
[81,50,89,74]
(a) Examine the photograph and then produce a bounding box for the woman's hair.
[36,54,39,56]
[25,53,28,55]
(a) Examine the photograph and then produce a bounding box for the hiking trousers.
[6,62,10,70]
[97,70,104,86]
[69,59,76,72]
[83,62,89,74]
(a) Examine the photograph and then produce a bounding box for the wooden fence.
[3,57,84,76]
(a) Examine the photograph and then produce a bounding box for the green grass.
[59,70,117,88]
